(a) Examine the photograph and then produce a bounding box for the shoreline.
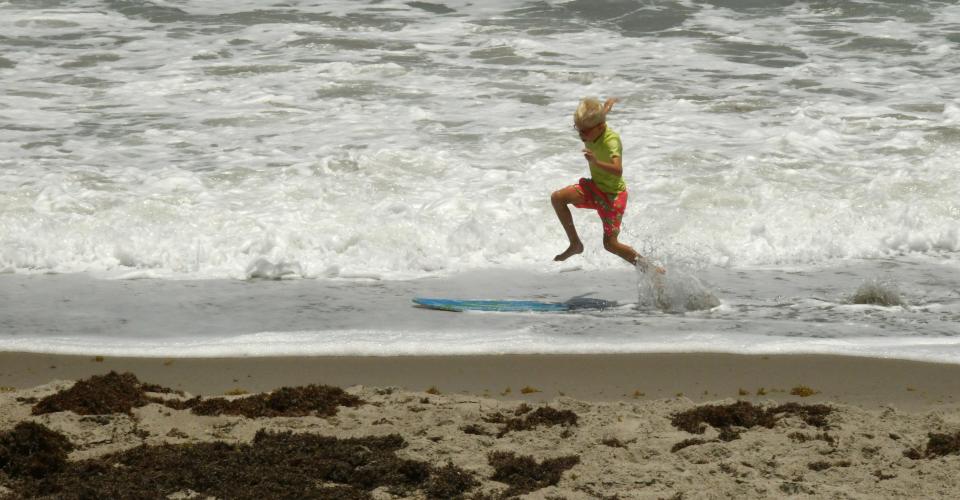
[3,352,959,411]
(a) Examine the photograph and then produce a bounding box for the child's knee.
[550,190,569,206]
[602,235,618,252]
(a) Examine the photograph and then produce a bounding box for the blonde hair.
[573,97,606,129]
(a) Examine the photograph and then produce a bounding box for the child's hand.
[582,148,597,165]
[603,97,619,113]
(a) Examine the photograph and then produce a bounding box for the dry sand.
[2,353,960,499]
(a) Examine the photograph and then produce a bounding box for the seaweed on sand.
[31,371,167,416]
[808,460,851,471]
[425,462,480,499]
[2,427,478,500]
[30,372,364,418]
[790,385,818,397]
[671,401,775,434]
[772,402,833,428]
[0,422,74,479]
[671,401,833,438]
[461,423,492,436]
[488,451,580,497]
[904,431,960,459]
[484,406,578,437]
[188,384,363,418]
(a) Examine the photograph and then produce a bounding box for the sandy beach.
[3,353,960,499]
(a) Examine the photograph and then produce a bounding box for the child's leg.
[602,233,665,273]
[551,186,585,261]
[602,232,640,266]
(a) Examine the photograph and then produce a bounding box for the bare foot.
[636,257,666,274]
[554,242,583,261]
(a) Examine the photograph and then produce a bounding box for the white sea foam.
[4,329,960,364]
[1,0,958,280]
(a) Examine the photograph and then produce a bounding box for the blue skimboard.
[413,298,569,313]
[412,297,617,313]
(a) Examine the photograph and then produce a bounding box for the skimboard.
[412,297,616,313]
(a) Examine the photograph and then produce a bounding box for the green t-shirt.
[584,126,626,194]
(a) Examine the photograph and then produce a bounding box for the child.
[551,97,660,273]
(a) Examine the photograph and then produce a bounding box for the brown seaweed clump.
[425,462,480,499]
[31,371,170,416]
[488,451,580,497]
[0,422,74,479]
[601,437,628,448]
[29,372,364,419]
[188,384,363,418]
[904,431,960,460]
[790,385,818,397]
[485,406,578,437]
[808,460,851,471]
[671,401,775,434]
[774,402,833,428]
[461,423,492,436]
[671,401,833,438]
[2,427,478,500]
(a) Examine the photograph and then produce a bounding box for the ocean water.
[1,0,959,361]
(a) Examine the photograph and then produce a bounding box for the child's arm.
[582,149,622,177]
[603,97,619,114]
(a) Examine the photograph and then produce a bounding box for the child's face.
[575,121,603,142]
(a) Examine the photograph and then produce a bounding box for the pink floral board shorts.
[571,177,627,237]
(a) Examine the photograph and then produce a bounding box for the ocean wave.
[1,0,958,280]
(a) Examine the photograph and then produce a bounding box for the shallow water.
[2,257,958,362]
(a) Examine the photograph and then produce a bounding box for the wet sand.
[2,352,960,410]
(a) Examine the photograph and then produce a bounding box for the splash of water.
[636,257,720,313]
[850,278,905,307]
